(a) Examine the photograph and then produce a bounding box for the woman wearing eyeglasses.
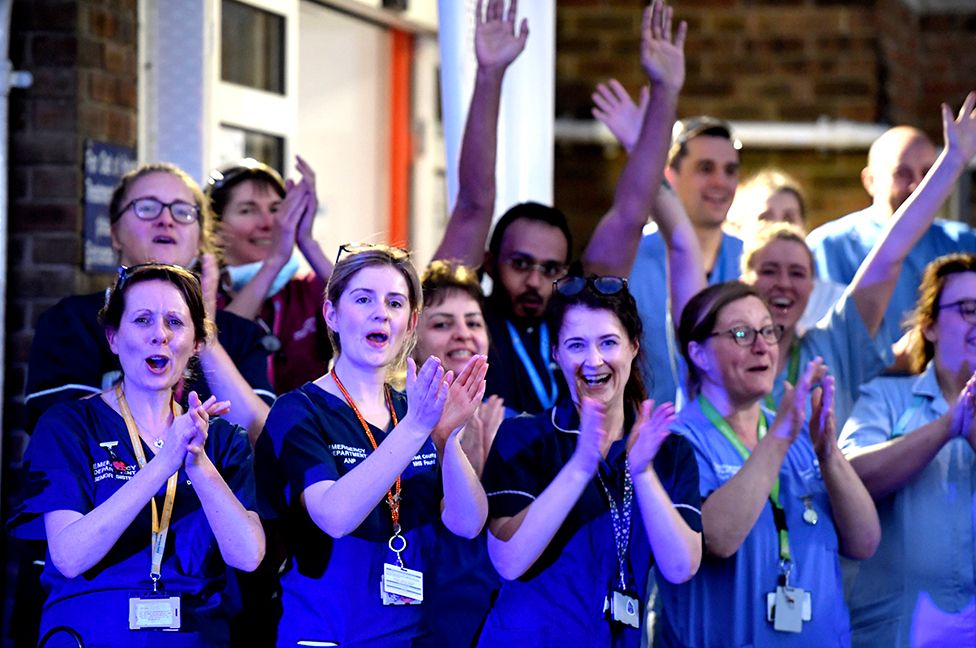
[839,253,976,647]
[206,156,334,394]
[478,275,702,646]
[654,281,879,647]
[255,244,489,647]
[26,163,274,444]
[9,264,265,647]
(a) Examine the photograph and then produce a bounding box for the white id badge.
[128,593,181,630]
[380,563,423,605]
[766,586,806,633]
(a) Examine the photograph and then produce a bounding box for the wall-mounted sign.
[83,140,137,273]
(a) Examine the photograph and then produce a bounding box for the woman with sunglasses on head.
[656,93,976,428]
[839,253,976,647]
[478,274,702,646]
[26,163,274,444]
[255,244,490,647]
[9,264,265,647]
[655,282,878,647]
[207,156,334,394]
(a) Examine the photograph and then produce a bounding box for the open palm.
[475,0,528,70]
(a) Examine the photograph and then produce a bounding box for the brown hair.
[326,244,423,370]
[677,281,765,398]
[98,262,214,381]
[109,162,218,260]
[905,253,976,373]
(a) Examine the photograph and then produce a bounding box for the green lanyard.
[698,395,792,564]
[764,339,800,411]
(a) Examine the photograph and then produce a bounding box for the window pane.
[221,0,285,94]
[217,124,284,174]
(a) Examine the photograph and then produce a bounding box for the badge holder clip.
[766,559,811,633]
[129,573,181,631]
[380,525,423,606]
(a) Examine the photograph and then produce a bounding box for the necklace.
[115,383,178,449]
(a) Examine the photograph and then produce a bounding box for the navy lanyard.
[506,320,558,410]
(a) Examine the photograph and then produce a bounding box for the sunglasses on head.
[553,275,627,297]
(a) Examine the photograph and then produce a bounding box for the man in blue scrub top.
[628,117,744,406]
[807,125,976,348]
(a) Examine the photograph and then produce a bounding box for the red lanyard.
[330,369,402,531]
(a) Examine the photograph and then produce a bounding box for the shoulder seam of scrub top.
[486,489,537,501]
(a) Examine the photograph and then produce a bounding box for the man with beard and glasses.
[807,123,976,348]
[434,0,687,414]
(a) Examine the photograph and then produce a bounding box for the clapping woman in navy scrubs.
[479,275,703,646]
[256,244,489,647]
[9,264,265,647]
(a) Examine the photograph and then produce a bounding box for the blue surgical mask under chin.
[225,250,301,298]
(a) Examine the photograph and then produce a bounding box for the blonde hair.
[727,168,807,235]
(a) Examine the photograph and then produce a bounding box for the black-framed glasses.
[503,254,568,280]
[709,324,784,347]
[335,242,411,266]
[117,197,200,224]
[938,299,976,324]
[554,275,627,297]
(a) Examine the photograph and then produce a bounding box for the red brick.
[33,97,77,132]
[12,131,77,164]
[10,203,81,233]
[31,33,78,66]
[31,167,81,200]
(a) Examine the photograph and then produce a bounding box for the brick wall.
[6,0,137,452]
[554,0,976,247]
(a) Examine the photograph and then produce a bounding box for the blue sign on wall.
[83,140,137,273]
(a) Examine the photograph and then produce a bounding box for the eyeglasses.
[335,242,411,265]
[709,324,784,347]
[503,255,568,280]
[938,299,976,324]
[117,197,200,224]
[554,275,627,297]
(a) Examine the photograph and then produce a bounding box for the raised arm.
[808,375,879,559]
[850,91,976,335]
[293,155,334,282]
[845,370,976,499]
[487,397,606,580]
[583,0,686,277]
[628,399,702,583]
[301,358,449,538]
[432,0,528,266]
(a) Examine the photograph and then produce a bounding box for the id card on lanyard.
[698,395,812,633]
[116,385,183,631]
[331,370,424,605]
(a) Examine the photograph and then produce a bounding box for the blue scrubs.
[839,363,976,648]
[807,207,976,348]
[629,226,744,406]
[479,400,702,647]
[256,383,452,647]
[657,399,850,647]
[25,291,276,432]
[7,397,256,648]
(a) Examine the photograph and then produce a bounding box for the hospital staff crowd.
[8,0,976,646]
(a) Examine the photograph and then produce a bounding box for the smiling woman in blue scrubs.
[479,275,703,646]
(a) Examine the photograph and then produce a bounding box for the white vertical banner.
[437,0,554,219]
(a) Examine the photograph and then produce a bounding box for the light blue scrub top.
[839,362,976,648]
[657,400,851,647]
[629,225,743,407]
[807,207,976,348]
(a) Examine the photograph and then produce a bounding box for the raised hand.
[627,399,676,475]
[294,155,320,246]
[591,80,647,153]
[943,90,976,165]
[809,373,837,461]
[770,357,827,442]
[268,177,306,265]
[640,0,687,92]
[475,0,529,72]
[435,355,489,442]
[405,356,450,432]
[949,370,976,450]
[182,391,213,466]
[460,395,505,476]
[571,397,609,476]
